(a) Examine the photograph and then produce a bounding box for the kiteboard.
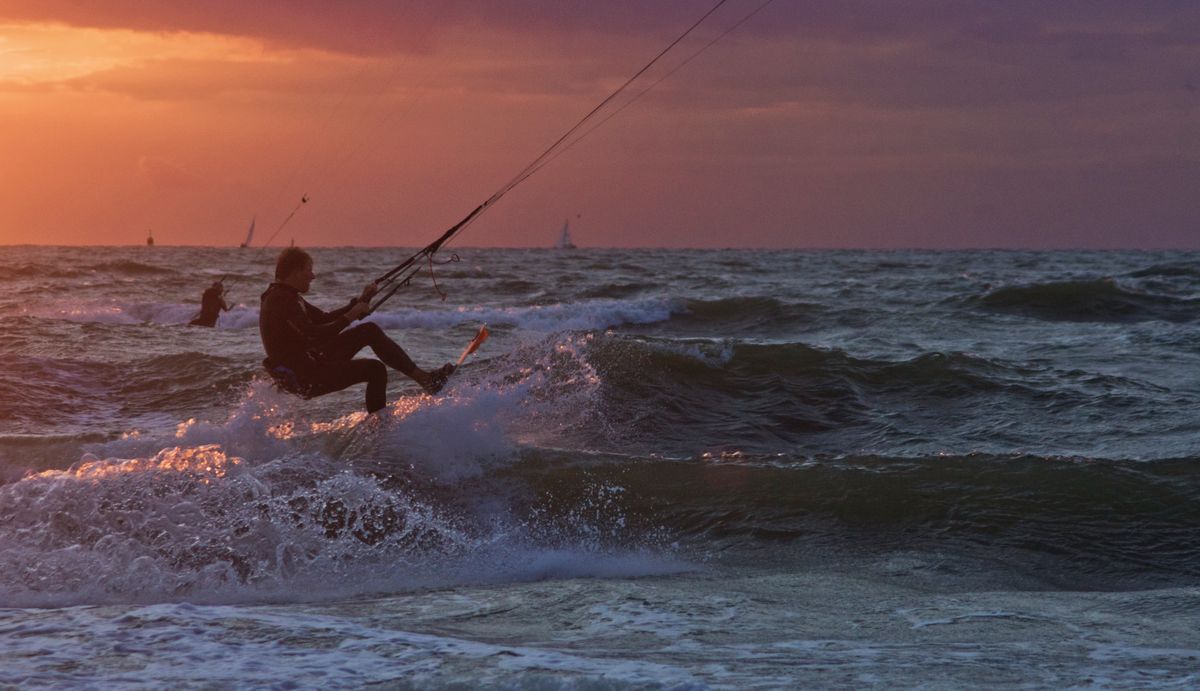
[427,324,489,394]
[456,324,490,367]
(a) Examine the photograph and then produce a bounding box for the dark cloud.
[4,1,1198,48]
[4,0,1196,248]
[8,1,1195,118]
[0,1,747,55]
[0,1,444,54]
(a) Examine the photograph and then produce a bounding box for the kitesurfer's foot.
[421,363,455,395]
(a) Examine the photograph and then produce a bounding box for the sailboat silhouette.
[556,219,576,250]
[239,216,255,248]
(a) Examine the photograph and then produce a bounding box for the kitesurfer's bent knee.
[307,358,389,413]
[323,322,417,376]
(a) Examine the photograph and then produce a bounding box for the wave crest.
[513,451,1200,588]
[973,279,1196,322]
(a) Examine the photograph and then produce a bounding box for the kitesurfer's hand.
[359,281,379,302]
[346,300,371,322]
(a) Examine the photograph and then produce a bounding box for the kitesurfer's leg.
[323,323,417,374]
[306,358,388,413]
[322,323,449,394]
[188,313,217,327]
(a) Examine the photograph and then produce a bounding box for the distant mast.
[556,219,576,250]
[146,229,154,246]
[239,216,256,248]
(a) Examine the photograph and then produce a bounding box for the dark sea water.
[1,246,1198,688]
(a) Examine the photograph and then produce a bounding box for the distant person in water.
[188,280,231,327]
[259,247,453,413]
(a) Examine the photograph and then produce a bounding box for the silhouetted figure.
[259,247,453,413]
[189,280,231,327]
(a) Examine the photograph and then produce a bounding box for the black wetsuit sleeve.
[302,298,357,325]
[292,298,351,341]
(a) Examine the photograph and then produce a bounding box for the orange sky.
[1,1,1197,248]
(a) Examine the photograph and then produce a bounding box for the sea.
[1,245,1198,689]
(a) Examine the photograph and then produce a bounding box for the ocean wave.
[971,279,1197,322]
[4,316,1175,460]
[0,347,651,607]
[0,352,256,435]
[5,438,1193,606]
[488,278,544,295]
[508,451,1200,588]
[368,297,681,333]
[587,336,1003,422]
[578,333,1183,456]
[0,264,84,281]
[18,299,207,325]
[0,433,114,483]
[666,296,819,334]
[14,291,810,337]
[1127,263,1200,279]
[576,282,658,299]
[18,295,683,332]
[0,444,475,606]
[582,335,849,453]
[88,260,177,276]
[116,352,258,409]
[0,356,122,434]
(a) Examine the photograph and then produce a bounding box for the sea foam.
[0,332,649,607]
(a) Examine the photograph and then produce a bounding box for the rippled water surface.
[2,246,1198,688]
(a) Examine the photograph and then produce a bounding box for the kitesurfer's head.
[276,247,314,293]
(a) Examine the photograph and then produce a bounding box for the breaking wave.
[0,332,684,607]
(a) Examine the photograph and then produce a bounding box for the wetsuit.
[258,282,417,413]
[189,286,227,327]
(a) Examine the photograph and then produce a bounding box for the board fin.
[456,325,490,366]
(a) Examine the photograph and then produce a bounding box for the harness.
[263,359,314,399]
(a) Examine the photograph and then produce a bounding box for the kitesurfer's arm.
[325,282,377,319]
[288,294,369,336]
[301,282,376,325]
[335,283,377,322]
[346,300,370,320]
[359,281,378,303]
[300,298,349,324]
[297,300,362,328]
[282,296,351,340]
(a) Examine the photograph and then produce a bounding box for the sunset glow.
[35,445,241,482]
[1,2,1197,248]
[0,23,267,84]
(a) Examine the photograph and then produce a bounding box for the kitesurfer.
[189,280,231,327]
[259,247,453,413]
